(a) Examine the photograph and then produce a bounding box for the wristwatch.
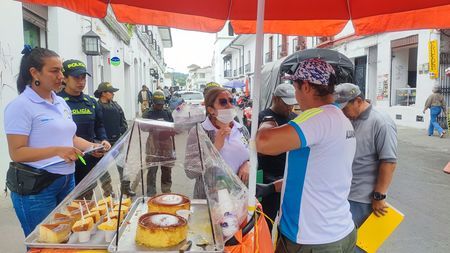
[261,115,276,123]
[372,191,387,201]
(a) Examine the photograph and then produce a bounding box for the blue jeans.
[429,106,444,136]
[10,174,75,237]
[349,200,372,253]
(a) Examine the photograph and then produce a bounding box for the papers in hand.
[356,204,404,253]
[83,145,105,155]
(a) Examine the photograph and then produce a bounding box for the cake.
[135,212,188,248]
[39,224,71,243]
[103,211,126,223]
[84,211,101,224]
[91,205,107,215]
[69,200,94,209]
[113,204,130,213]
[98,196,112,206]
[72,217,94,232]
[52,213,76,227]
[147,193,190,214]
[98,218,118,231]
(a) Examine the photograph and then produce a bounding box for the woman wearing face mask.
[185,87,250,198]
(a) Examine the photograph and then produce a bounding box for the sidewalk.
[397,125,450,153]
[0,125,449,253]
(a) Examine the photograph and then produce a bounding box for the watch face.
[373,192,386,200]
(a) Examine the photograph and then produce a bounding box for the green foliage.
[170,72,188,86]
[125,24,135,37]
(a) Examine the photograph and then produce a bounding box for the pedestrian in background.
[142,90,175,196]
[95,82,136,196]
[58,59,111,185]
[423,85,447,137]
[256,59,356,253]
[4,46,101,236]
[138,85,152,114]
[335,83,397,253]
[257,83,297,232]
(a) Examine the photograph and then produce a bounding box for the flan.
[39,224,71,243]
[147,193,190,214]
[135,212,188,248]
[72,217,94,232]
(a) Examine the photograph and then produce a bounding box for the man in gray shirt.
[335,83,397,252]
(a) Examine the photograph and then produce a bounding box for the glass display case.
[395,88,416,106]
[24,104,249,252]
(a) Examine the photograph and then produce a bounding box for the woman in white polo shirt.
[4,46,102,237]
[185,87,250,198]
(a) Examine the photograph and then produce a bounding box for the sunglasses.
[218,98,233,106]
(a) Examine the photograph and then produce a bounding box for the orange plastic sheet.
[18,0,450,36]
[224,211,273,253]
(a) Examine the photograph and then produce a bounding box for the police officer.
[142,90,175,196]
[57,59,112,185]
[95,82,136,196]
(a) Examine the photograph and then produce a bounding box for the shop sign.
[111,56,121,66]
[428,40,438,79]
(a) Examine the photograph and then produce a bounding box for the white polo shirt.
[201,117,249,174]
[4,86,77,175]
[280,104,356,244]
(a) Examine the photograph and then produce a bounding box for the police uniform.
[142,90,175,196]
[59,59,111,186]
[95,82,135,196]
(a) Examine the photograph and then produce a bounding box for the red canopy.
[19,0,450,35]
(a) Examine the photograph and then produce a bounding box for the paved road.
[0,126,449,252]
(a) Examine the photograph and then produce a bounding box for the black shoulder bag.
[6,162,63,195]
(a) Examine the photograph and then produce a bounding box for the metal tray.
[24,200,139,250]
[108,197,224,252]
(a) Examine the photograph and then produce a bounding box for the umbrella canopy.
[19,0,450,35]
[224,80,246,89]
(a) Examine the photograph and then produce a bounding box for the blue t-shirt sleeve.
[4,99,32,135]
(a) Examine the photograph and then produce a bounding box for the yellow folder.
[356,204,404,253]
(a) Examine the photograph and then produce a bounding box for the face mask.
[216,108,236,124]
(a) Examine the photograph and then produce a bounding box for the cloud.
[164,29,215,73]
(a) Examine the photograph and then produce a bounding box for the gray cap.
[274,83,297,105]
[334,83,361,108]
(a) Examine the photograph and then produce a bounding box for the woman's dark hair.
[17,47,59,94]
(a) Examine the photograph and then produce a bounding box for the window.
[22,4,47,48]
[23,20,41,48]
[199,73,205,78]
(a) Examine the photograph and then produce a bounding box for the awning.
[19,0,450,35]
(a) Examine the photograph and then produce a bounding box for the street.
[0,126,449,252]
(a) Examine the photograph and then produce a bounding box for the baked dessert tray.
[108,197,224,252]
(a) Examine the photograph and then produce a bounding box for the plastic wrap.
[26,104,247,249]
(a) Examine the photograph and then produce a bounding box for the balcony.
[239,66,244,76]
[224,70,232,77]
[233,69,237,76]
[265,52,273,63]
[245,63,251,73]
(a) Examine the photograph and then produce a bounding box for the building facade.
[214,23,449,129]
[186,64,213,91]
[0,1,172,185]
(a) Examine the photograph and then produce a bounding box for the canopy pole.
[248,0,265,216]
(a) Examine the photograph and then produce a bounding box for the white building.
[186,64,213,91]
[214,24,450,129]
[0,1,172,185]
